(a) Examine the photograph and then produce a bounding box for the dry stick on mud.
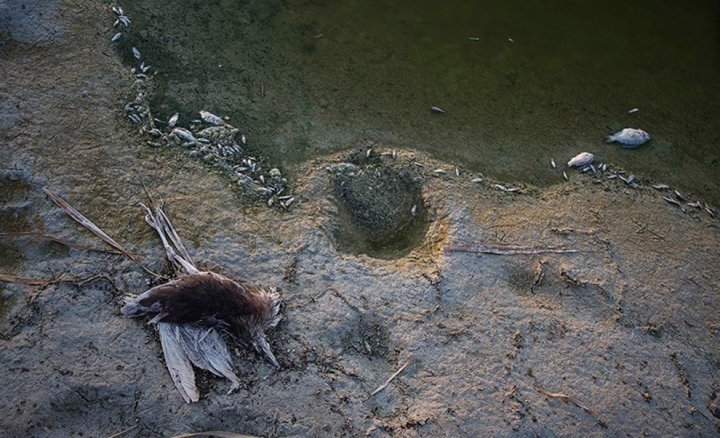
[0,231,123,254]
[371,358,413,397]
[446,243,580,255]
[536,386,596,416]
[42,186,159,277]
[0,273,78,286]
[169,432,260,438]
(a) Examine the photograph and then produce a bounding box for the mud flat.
[2,1,720,437]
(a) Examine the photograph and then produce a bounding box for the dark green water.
[122,0,720,203]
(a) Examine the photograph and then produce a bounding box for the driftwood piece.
[446,243,579,255]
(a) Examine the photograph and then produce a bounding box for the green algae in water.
[122,0,720,205]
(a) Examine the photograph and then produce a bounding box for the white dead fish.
[199,110,224,126]
[132,47,141,60]
[410,204,417,216]
[431,106,446,114]
[604,128,650,148]
[550,158,556,169]
[168,113,179,128]
[567,152,595,168]
[651,184,670,191]
[494,184,520,193]
[111,32,122,42]
[471,177,483,183]
[171,128,196,143]
[562,171,568,181]
[628,108,640,114]
[433,169,447,175]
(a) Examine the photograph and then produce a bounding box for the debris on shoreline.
[109,4,293,209]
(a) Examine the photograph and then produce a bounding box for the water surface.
[123,0,720,203]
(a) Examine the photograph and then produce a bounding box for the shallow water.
[124,0,720,202]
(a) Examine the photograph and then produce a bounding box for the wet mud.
[2,1,720,437]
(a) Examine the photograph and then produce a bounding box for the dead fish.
[410,204,417,216]
[687,200,702,209]
[119,15,131,27]
[366,148,372,158]
[112,5,125,15]
[200,110,224,126]
[468,37,480,41]
[495,184,520,193]
[604,128,650,148]
[663,196,686,213]
[550,158,556,169]
[674,190,686,201]
[433,169,447,175]
[455,168,460,177]
[651,184,670,191]
[171,128,196,143]
[168,113,179,128]
[132,47,141,60]
[567,152,595,168]
[140,62,151,73]
[563,171,568,181]
[431,106,446,114]
[471,177,483,183]
[628,108,640,114]
[111,32,122,42]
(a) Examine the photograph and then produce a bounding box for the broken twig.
[42,186,159,277]
[0,273,77,286]
[536,386,596,416]
[169,432,259,438]
[371,358,413,396]
[0,231,123,254]
[446,243,579,255]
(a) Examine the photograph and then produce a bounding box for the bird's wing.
[177,324,241,394]
[157,322,200,403]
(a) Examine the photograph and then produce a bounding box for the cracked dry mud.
[2,1,720,437]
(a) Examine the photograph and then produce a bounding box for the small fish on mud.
[431,106,446,114]
[628,108,640,114]
[411,204,417,216]
[604,128,650,148]
[471,177,483,183]
[132,47,141,59]
[200,110,224,126]
[663,196,686,213]
[167,113,179,127]
[171,128,196,143]
[494,184,520,193]
[111,32,122,42]
[433,168,447,175]
[550,158,556,169]
[562,171,568,181]
[651,184,670,191]
[567,152,595,168]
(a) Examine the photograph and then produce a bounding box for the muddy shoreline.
[2,1,720,437]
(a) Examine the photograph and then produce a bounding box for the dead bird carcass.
[122,199,281,403]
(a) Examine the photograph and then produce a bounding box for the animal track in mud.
[329,150,429,259]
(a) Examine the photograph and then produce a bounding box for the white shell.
[567,152,595,168]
